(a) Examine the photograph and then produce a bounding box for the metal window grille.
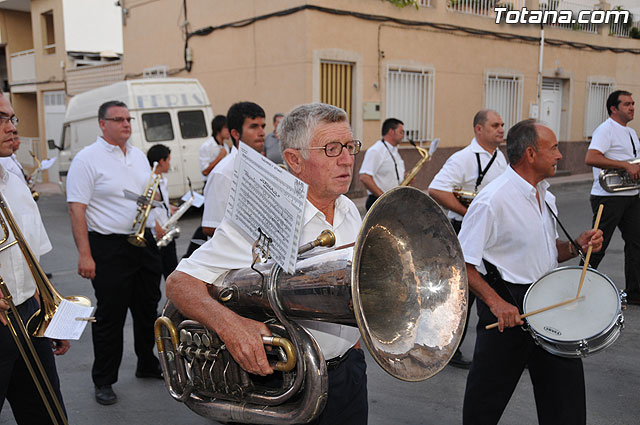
[386,66,434,143]
[447,0,526,18]
[418,0,431,6]
[539,0,599,33]
[485,73,523,133]
[320,61,353,121]
[585,80,615,137]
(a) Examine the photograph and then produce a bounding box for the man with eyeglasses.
[166,103,368,425]
[67,100,164,406]
[0,129,28,185]
[359,118,406,211]
[0,93,70,425]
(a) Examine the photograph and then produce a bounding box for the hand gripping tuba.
[154,186,468,424]
[598,159,640,192]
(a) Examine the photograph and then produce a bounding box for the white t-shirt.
[201,146,238,229]
[0,163,52,305]
[428,138,507,220]
[177,195,363,360]
[459,166,559,284]
[66,137,152,235]
[588,117,640,196]
[0,154,27,184]
[359,140,406,195]
[199,136,230,180]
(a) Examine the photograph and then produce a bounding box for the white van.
[51,78,213,198]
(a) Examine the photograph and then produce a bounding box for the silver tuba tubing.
[155,186,468,424]
[599,159,640,192]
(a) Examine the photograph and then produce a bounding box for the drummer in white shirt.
[458,119,603,425]
[166,103,368,425]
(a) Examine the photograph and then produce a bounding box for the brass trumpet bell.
[353,186,468,381]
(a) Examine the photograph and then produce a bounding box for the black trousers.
[159,239,178,281]
[588,195,640,297]
[0,296,67,425]
[451,219,476,351]
[88,230,162,386]
[309,348,368,425]
[183,226,208,258]
[463,281,585,425]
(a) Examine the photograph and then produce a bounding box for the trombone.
[0,192,90,425]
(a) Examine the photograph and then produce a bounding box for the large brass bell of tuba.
[155,186,468,423]
[598,158,640,192]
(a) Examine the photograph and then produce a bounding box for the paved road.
[1,180,638,424]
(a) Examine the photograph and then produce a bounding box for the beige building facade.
[0,0,122,180]
[121,0,640,192]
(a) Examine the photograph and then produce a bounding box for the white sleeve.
[359,146,382,176]
[458,199,496,269]
[66,156,94,204]
[202,171,233,228]
[587,123,611,155]
[428,153,466,191]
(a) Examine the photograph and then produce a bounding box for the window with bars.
[320,61,353,121]
[585,80,615,138]
[386,66,434,142]
[484,73,523,133]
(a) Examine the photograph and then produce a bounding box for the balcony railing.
[9,49,35,85]
[447,0,526,18]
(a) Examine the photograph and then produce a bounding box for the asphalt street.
[1,179,638,425]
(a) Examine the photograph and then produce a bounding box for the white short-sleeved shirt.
[199,137,230,180]
[588,117,640,196]
[359,140,406,195]
[428,138,508,220]
[66,137,152,235]
[459,166,559,284]
[0,163,52,305]
[0,154,27,184]
[177,195,363,360]
[202,146,238,229]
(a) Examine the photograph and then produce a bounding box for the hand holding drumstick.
[485,206,604,331]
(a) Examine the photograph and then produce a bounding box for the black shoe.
[135,367,163,379]
[449,349,472,369]
[95,385,117,405]
[626,295,640,305]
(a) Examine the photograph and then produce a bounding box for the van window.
[142,112,174,142]
[178,110,207,139]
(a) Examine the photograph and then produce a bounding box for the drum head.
[524,267,619,342]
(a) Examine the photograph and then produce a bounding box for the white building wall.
[62,0,122,53]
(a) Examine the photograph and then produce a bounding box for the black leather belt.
[326,347,354,371]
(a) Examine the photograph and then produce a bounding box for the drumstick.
[576,204,604,298]
[485,296,584,330]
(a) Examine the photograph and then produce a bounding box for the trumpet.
[400,139,439,186]
[157,178,194,248]
[0,192,92,425]
[598,159,640,192]
[452,186,477,208]
[128,162,162,247]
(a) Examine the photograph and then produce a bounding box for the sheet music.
[44,299,95,340]
[182,190,204,208]
[40,157,57,171]
[226,142,308,274]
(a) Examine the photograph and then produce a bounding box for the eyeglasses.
[0,115,19,126]
[102,117,134,123]
[305,140,361,157]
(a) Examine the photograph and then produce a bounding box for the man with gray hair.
[458,119,603,425]
[428,109,507,368]
[166,103,367,424]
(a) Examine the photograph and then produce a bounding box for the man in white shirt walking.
[359,118,406,210]
[67,101,163,406]
[459,119,603,425]
[585,90,640,305]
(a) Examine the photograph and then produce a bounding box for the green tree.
[383,0,420,9]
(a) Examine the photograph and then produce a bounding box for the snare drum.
[523,266,624,358]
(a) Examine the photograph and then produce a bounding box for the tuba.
[0,192,92,425]
[598,159,640,192]
[155,186,468,424]
[156,179,194,248]
[128,162,162,247]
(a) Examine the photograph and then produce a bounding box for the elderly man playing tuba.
[166,103,367,425]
